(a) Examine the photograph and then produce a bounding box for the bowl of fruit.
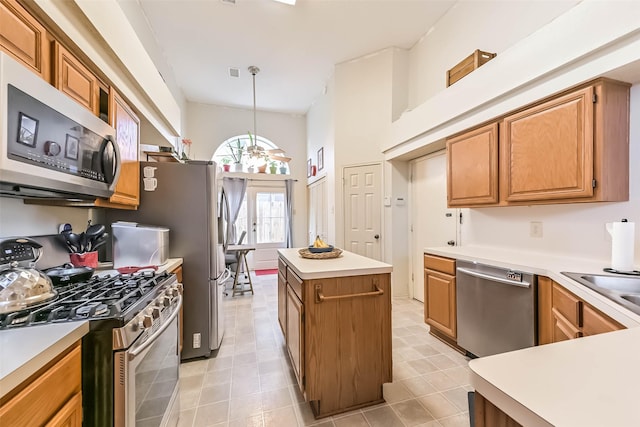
[308,236,334,253]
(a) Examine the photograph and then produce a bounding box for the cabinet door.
[0,0,49,79]
[96,89,140,207]
[278,271,286,335]
[44,392,82,427]
[552,308,582,342]
[447,122,499,206]
[502,86,594,202]
[53,41,99,115]
[286,286,304,392]
[424,269,456,339]
[582,304,624,337]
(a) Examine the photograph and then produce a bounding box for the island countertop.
[278,248,392,280]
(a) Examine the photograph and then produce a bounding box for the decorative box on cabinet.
[538,276,624,345]
[424,254,459,348]
[0,0,50,80]
[0,342,82,426]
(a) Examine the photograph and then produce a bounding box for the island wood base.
[278,253,392,419]
[474,392,522,427]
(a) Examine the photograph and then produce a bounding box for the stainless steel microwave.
[0,52,120,200]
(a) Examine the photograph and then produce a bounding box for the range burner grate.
[0,271,171,328]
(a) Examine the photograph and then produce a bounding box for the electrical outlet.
[530,221,543,238]
[193,333,201,349]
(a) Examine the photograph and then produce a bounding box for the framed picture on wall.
[307,158,312,177]
[317,147,324,171]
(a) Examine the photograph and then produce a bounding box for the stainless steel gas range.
[0,239,182,427]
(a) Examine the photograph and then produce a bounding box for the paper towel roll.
[607,220,635,271]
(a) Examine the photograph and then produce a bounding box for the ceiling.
[134,0,456,115]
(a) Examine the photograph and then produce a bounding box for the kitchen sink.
[562,272,640,316]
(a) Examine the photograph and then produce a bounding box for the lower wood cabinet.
[0,341,82,426]
[538,276,624,344]
[278,256,392,419]
[277,267,286,334]
[474,392,522,427]
[424,254,457,345]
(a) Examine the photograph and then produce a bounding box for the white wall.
[0,198,91,238]
[462,84,640,265]
[184,102,308,248]
[407,1,578,109]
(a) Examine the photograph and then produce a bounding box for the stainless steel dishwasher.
[456,260,536,357]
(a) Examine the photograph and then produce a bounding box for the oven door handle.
[129,295,182,360]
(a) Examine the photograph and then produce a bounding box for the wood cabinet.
[424,254,457,344]
[538,276,624,345]
[277,258,286,334]
[52,41,100,115]
[0,342,82,426]
[278,256,392,419]
[95,89,140,208]
[474,392,522,427]
[0,0,50,80]
[447,78,630,208]
[447,123,499,206]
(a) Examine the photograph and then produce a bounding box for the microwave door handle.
[100,135,120,185]
[128,295,182,360]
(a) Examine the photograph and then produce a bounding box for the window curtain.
[222,177,247,246]
[284,179,294,248]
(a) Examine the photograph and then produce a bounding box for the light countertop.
[469,327,640,427]
[424,245,640,327]
[0,321,89,399]
[426,245,640,426]
[0,258,183,399]
[278,248,392,280]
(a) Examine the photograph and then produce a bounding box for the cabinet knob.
[447,240,455,246]
[374,234,380,240]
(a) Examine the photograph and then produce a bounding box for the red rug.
[255,269,278,276]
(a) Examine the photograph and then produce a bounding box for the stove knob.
[151,307,161,319]
[161,296,171,307]
[142,315,153,328]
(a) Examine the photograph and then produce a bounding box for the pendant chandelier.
[245,65,291,163]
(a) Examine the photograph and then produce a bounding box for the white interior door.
[235,184,287,270]
[410,152,459,301]
[307,178,327,245]
[344,164,382,260]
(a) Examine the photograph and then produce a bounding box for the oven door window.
[121,315,180,426]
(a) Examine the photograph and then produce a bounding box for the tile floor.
[177,273,472,427]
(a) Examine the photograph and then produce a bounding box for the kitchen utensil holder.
[70,251,98,268]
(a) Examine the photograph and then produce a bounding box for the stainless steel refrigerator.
[106,160,227,360]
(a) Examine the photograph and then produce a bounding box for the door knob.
[374,234,380,240]
[447,240,455,246]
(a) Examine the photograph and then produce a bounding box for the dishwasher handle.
[457,267,531,288]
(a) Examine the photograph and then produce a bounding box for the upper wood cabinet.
[52,41,100,115]
[446,78,630,208]
[95,89,140,207]
[502,86,595,202]
[447,123,499,206]
[538,276,624,345]
[0,0,49,80]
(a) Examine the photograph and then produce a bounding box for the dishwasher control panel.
[506,271,523,282]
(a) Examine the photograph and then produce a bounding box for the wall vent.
[229,67,240,78]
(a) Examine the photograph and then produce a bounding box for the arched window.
[212,134,289,174]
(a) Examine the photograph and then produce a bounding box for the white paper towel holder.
[604,218,639,275]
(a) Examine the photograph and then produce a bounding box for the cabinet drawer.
[0,343,81,426]
[287,267,303,300]
[552,283,582,327]
[278,258,287,279]
[424,254,456,275]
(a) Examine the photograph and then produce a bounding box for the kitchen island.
[277,248,393,418]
